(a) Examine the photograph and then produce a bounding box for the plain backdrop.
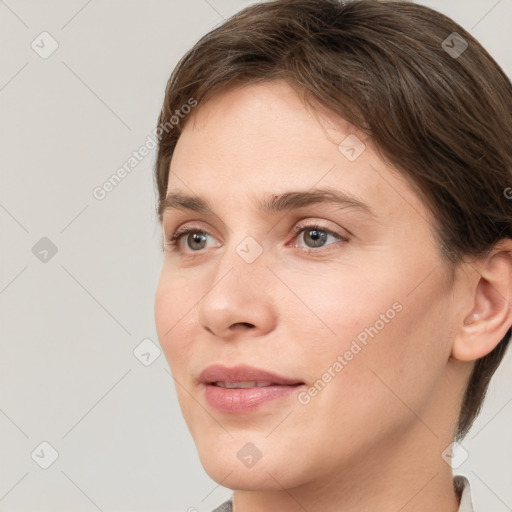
[0,1,511,511]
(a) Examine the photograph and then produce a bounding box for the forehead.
[181,80,358,155]
[166,81,433,228]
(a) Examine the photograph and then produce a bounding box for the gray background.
[0,0,511,511]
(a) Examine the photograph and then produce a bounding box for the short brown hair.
[154,0,512,440]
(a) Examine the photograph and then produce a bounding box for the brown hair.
[154,0,512,440]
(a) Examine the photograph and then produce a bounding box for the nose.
[196,243,278,340]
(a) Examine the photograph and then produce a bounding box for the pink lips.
[199,364,305,414]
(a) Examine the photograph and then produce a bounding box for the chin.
[202,461,291,491]
[197,443,302,491]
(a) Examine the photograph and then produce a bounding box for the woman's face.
[154,80,460,490]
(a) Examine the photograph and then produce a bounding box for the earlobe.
[452,247,512,362]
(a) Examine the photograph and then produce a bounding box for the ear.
[452,242,512,362]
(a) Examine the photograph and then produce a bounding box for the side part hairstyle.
[154,0,512,440]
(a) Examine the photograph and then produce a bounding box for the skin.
[154,80,512,512]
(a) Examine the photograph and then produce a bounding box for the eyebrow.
[158,187,376,220]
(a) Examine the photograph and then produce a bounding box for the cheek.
[279,262,400,355]
[282,273,450,456]
[283,255,450,398]
[154,268,196,371]
[155,270,204,427]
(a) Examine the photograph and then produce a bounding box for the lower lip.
[203,383,303,413]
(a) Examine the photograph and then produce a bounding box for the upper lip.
[199,364,304,386]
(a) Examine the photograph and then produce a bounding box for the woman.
[153,1,512,510]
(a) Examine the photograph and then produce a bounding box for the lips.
[199,364,305,413]
[214,381,274,388]
[199,364,304,387]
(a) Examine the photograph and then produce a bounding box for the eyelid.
[290,219,349,240]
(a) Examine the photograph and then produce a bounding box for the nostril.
[232,322,254,329]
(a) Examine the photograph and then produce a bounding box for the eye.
[165,225,220,253]
[289,222,347,251]
[164,221,348,255]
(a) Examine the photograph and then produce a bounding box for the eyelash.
[165,222,348,255]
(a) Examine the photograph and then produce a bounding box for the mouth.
[199,365,306,413]
[212,380,302,389]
